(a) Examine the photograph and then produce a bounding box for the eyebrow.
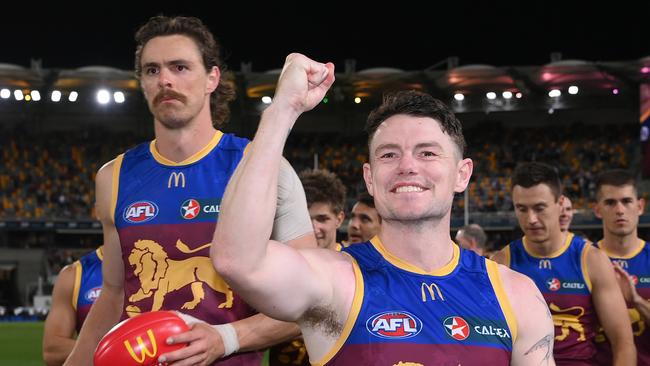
[142,59,194,69]
[374,141,443,153]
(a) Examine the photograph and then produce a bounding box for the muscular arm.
[42,264,77,366]
[63,160,125,366]
[589,247,636,365]
[212,55,337,320]
[500,264,556,366]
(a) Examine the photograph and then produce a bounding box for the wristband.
[214,323,239,357]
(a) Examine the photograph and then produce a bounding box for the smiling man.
[492,162,635,366]
[212,52,555,365]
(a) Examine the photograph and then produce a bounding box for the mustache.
[153,90,186,105]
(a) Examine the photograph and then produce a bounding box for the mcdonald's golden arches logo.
[421,282,444,302]
[124,329,158,363]
[538,259,552,269]
[168,172,186,188]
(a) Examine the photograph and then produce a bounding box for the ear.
[206,66,220,93]
[592,202,602,219]
[363,162,374,197]
[335,211,345,228]
[638,197,646,213]
[454,158,473,193]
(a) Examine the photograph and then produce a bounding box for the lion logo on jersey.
[549,302,586,341]
[126,239,233,315]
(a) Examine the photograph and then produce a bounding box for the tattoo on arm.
[524,334,553,365]
[536,295,551,319]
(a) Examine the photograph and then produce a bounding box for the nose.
[614,202,625,215]
[157,68,173,89]
[526,211,539,225]
[397,153,416,175]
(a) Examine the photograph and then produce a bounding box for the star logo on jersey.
[181,199,200,219]
[547,278,561,291]
[443,316,470,340]
[631,275,638,285]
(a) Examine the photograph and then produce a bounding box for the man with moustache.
[65,16,315,366]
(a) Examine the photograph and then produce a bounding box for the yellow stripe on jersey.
[486,259,518,343]
[502,245,512,267]
[110,154,124,224]
[598,239,646,259]
[313,254,364,366]
[96,246,104,261]
[149,130,223,166]
[581,243,593,292]
[370,237,460,276]
[523,232,574,258]
[72,261,82,311]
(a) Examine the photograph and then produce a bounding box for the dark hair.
[458,224,487,246]
[365,90,466,157]
[299,169,347,213]
[512,162,562,200]
[134,15,236,127]
[595,169,638,198]
[356,191,375,209]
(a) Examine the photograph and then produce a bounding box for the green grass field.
[0,322,44,366]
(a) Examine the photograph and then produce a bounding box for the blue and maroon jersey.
[72,247,103,333]
[504,233,597,365]
[315,238,516,366]
[113,131,261,365]
[594,239,650,366]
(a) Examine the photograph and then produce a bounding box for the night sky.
[2,2,647,72]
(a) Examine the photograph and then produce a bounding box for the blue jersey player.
[213,53,556,365]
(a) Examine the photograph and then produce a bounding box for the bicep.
[589,250,632,339]
[502,268,555,365]
[228,241,339,322]
[95,162,124,289]
[44,265,77,340]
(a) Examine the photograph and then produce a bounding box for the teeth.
[395,186,423,193]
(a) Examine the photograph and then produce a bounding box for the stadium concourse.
[0,55,648,364]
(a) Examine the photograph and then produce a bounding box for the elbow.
[211,236,237,281]
[42,350,59,366]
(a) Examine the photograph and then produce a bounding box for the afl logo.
[547,278,561,291]
[123,201,158,223]
[366,311,422,339]
[181,199,201,220]
[443,316,470,340]
[84,287,101,302]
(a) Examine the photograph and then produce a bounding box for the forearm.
[213,105,298,275]
[234,313,301,352]
[64,286,123,365]
[611,340,637,366]
[43,337,76,366]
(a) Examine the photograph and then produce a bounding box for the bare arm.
[614,264,650,322]
[589,247,636,366]
[499,264,556,366]
[212,54,337,320]
[491,246,510,267]
[63,160,125,366]
[42,264,77,366]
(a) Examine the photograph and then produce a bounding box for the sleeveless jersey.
[113,131,261,365]
[594,239,650,366]
[72,247,103,333]
[505,233,597,365]
[316,238,516,366]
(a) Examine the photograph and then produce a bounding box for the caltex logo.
[546,278,561,291]
[443,316,470,340]
[181,199,200,219]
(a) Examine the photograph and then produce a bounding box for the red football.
[94,311,190,366]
